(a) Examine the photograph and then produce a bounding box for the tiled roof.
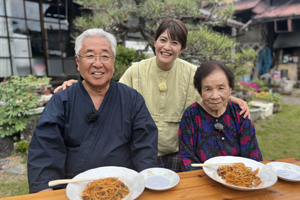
[254,4,300,21]
[232,0,261,12]
[199,9,245,29]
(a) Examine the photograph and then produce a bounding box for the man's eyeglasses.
[77,54,114,64]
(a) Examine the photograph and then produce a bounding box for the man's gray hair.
[75,28,117,58]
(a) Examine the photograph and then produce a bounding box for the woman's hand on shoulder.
[53,79,78,93]
[229,96,250,119]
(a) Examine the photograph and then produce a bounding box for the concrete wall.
[237,24,268,43]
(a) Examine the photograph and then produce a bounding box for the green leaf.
[0,75,51,137]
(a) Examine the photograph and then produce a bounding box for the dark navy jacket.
[28,77,158,193]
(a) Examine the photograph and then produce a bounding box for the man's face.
[75,36,115,89]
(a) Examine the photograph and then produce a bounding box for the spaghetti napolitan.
[81,177,130,200]
[217,164,262,188]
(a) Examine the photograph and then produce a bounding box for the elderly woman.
[27,28,158,193]
[179,60,262,172]
[54,19,250,172]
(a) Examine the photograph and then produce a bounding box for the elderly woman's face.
[200,70,232,113]
[75,36,115,89]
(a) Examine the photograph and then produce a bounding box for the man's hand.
[229,96,250,119]
[53,79,78,93]
[38,188,53,193]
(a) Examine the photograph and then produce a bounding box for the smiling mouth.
[93,72,104,75]
[161,52,172,56]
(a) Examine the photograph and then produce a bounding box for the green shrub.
[15,141,30,154]
[0,75,51,138]
[113,45,147,81]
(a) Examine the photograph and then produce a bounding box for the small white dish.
[266,162,300,182]
[203,156,278,191]
[139,167,180,191]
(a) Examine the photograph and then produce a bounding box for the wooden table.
[2,158,300,200]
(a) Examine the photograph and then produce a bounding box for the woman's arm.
[53,79,77,93]
[229,96,250,119]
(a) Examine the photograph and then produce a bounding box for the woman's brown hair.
[155,19,188,49]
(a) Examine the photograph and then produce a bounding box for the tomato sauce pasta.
[217,164,262,188]
[81,177,130,200]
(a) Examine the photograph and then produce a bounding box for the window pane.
[59,6,65,19]
[31,58,46,76]
[61,42,74,58]
[0,17,7,36]
[27,20,42,39]
[63,59,78,75]
[6,0,25,18]
[10,38,29,57]
[0,38,9,57]
[43,0,58,3]
[60,24,69,41]
[0,0,5,16]
[8,18,27,37]
[0,59,12,77]
[44,22,59,40]
[30,40,44,57]
[47,41,61,57]
[12,58,30,76]
[43,4,59,22]
[48,59,63,75]
[25,1,40,20]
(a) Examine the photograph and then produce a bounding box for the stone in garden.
[0,136,14,159]
[7,165,24,175]
[0,158,11,170]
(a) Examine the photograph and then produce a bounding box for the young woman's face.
[154,30,183,69]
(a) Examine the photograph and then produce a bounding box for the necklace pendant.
[214,122,223,130]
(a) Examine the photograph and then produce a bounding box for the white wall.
[125,40,155,58]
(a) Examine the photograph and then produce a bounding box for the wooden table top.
[2,158,300,200]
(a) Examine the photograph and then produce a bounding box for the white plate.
[266,162,300,182]
[139,168,180,191]
[66,166,145,200]
[203,156,278,191]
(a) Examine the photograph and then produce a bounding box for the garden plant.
[0,75,51,138]
[72,0,256,78]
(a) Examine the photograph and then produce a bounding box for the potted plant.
[269,93,282,112]
[249,91,282,114]
[254,91,269,103]
[235,82,248,95]
[252,79,268,92]
[249,106,262,122]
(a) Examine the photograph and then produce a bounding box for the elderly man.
[27,28,158,193]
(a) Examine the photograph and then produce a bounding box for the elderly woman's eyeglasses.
[77,54,114,64]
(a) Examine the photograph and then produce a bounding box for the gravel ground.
[280,87,300,106]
